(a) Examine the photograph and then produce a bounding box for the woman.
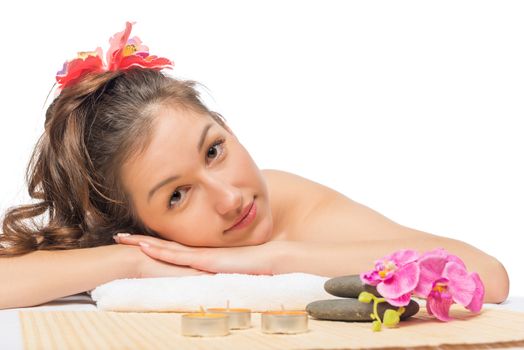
[0,23,509,309]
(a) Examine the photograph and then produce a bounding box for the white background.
[0,1,522,296]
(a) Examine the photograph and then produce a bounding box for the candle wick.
[226,300,230,311]
[281,304,285,311]
[200,305,206,314]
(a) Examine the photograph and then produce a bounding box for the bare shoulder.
[261,169,338,206]
[262,169,335,194]
[261,169,349,239]
[261,169,407,242]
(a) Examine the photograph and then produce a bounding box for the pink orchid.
[416,249,485,321]
[426,278,455,321]
[414,248,467,297]
[360,249,421,306]
[360,248,485,329]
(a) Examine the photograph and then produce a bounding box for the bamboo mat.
[20,306,524,350]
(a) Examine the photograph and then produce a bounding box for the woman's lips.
[225,199,257,232]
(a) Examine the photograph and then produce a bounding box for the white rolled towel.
[91,273,338,312]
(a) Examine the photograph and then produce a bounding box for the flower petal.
[385,292,412,307]
[56,55,105,89]
[414,255,448,297]
[128,36,148,52]
[427,289,454,321]
[466,272,485,313]
[107,21,133,70]
[423,248,467,269]
[117,55,173,71]
[360,270,381,286]
[445,254,467,269]
[444,262,476,306]
[377,262,419,298]
[388,249,420,265]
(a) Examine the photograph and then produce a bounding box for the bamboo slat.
[20,306,524,350]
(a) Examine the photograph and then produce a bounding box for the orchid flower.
[359,247,485,330]
[416,249,485,321]
[360,249,421,306]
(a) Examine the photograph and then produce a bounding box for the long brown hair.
[0,68,224,256]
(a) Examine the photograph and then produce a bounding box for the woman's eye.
[167,139,225,209]
[168,187,189,209]
[206,139,225,162]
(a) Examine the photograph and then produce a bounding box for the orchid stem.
[373,297,386,326]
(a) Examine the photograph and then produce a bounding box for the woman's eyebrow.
[147,123,214,203]
[197,123,213,152]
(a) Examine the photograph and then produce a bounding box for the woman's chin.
[222,218,273,247]
[247,217,274,245]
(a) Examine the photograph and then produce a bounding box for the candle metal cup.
[261,311,309,334]
[207,308,252,329]
[181,312,230,337]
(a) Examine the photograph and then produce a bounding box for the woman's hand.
[117,243,210,278]
[114,234,285,275]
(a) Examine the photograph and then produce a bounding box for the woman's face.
[120,105,273,247]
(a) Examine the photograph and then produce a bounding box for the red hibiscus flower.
[56,22,173,91]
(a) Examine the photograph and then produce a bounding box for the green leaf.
[383,309,400,327]
[358,291,374,303]
[372,320,382,332]
[369,313,376,319]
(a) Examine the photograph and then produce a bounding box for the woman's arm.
[272,173,510,304]
[0,244,205,310]
[116,231,509,304]
[273,231,510,304]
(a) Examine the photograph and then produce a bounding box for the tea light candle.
[261,309,309,334]
[207,301,251,330]
[181,307,230,337]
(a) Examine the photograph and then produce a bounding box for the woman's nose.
[205,177,242,216]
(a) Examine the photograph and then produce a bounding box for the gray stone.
[306,298,419,322]
[324,274,381,298]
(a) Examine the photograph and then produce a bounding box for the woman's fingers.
[114,233,192,251]
[136,249,213,278]
[139,244,265,274]
[115,233,215,271]
[123,236,279,275]
[139,242,202,269]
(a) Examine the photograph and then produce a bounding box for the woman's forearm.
[275,234,509,304]
[0,244,138,309]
